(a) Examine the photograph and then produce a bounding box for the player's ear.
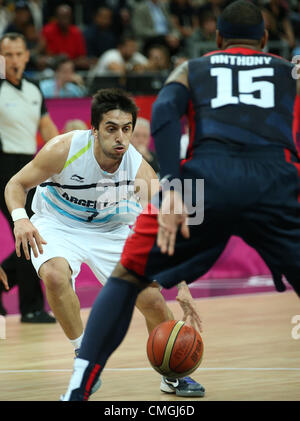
[261,29,268,49]
[216,30,223,49]
[25,48,30,64]
[91,126,98,138]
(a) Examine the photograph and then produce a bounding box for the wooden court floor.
[0,290,299,401]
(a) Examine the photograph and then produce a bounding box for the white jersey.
[32,129,143,232]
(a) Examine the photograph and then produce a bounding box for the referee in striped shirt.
[0,33,59,322]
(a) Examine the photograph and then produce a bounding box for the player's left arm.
[38,113,59,142]
[134,158,160,208]
[0,265,8,291]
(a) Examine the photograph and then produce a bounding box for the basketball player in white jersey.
[5,88,204,397]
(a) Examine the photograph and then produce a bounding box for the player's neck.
[98,158,122,173]
[224,43,261,51]
[6,74,22,86]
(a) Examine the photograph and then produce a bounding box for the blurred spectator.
[41,4,89,69]
[197,0,227,20]
[89,35,148,76]
[262,0,295,53]
[23,22,43,70]
[84,6,117,63]
[145,43,172,72]
[4,1,33,35]
[83,0,133,39]
[43,0,76,23]
[105,0,133,39]
[289,2,300,43]
[40,56,87,98]
[3,2,44,71]
[0,0,13,37]
[27,0,43,31]
[185,11,217,57]
[131,117,160,174]
[63,119,89,133]
[169,0,199,39]
[131,0,181,56]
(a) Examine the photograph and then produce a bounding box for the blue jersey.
[185,47,299,162]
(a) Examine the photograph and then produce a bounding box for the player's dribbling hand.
[13,219,47,260]
[157,190,190,256]
[0,265,9,291]
[176,281,203,333]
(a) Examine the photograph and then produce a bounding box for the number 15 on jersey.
[210,67,275,109]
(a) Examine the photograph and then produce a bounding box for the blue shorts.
[121,141,300,296]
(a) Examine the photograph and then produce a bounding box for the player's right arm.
[151,61,191,255]
[4,132,73,260]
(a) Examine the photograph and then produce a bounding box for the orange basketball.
[147,320,204,379]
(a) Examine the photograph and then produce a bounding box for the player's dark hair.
[218,0,264,43]
[0,32,27,49]
[91,88,138,130]
[221,0,263,27]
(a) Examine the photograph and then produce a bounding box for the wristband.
[11,208,29,222]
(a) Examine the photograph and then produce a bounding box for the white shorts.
[30,214,131,290]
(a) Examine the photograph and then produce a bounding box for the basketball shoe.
[74,350,102,396]
[160,376,205,397]
[60,352,102,400]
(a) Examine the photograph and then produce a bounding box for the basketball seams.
[159,321,185,376]
[173,329,197,372]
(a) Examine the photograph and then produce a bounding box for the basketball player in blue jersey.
[4,88,204,397]
[58,0,300,400]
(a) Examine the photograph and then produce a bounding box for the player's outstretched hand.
[13,219,47,260]
[176,281,202,333]
[157,190,190,256]
[0,265,9,291]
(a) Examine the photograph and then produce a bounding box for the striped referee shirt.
[0,77,48,155]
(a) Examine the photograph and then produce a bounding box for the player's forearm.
[151,83,189,180]
[4,176,28,215]
[39,117,59,143]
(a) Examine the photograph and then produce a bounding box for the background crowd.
[0,0,299,97]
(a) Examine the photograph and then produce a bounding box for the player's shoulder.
[127,143,143,161]
[42,130,74,157]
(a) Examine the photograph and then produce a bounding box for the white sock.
[70,331,84,350]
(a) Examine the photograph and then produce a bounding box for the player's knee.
[39,258,72,292]
[136,287,167,316]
